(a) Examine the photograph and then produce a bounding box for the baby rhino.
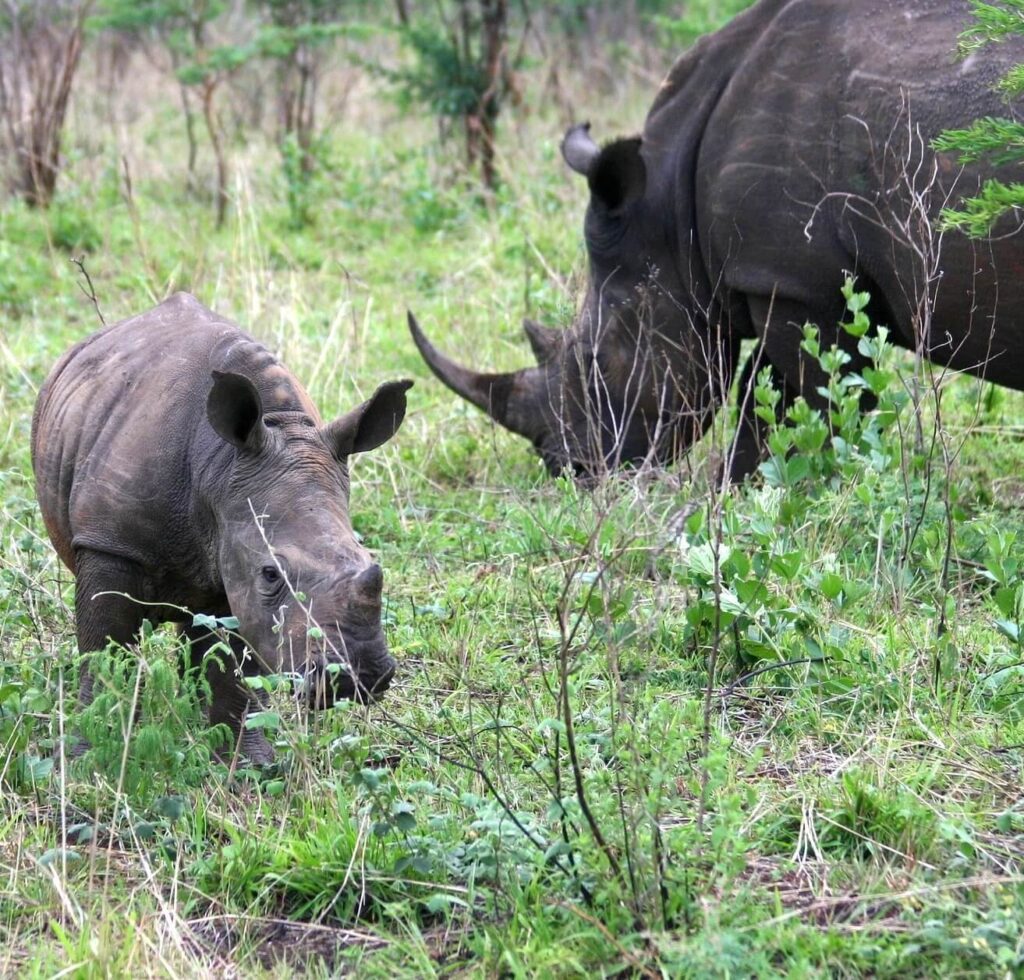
[32,293,412,763]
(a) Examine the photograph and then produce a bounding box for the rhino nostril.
[355,562,383,599]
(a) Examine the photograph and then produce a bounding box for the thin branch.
[70,256,105,326]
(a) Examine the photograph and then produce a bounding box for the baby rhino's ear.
[323,380,414,458]
[207,370,265,452]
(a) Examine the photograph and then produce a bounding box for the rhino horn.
[561,122,600,176]
[354,563,383,602]
[523,318,562,364]
[408,311,542,440]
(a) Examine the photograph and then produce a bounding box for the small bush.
[74,626,228,809]
[49,203,101,252]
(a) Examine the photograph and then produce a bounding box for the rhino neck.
[189,426,243,591]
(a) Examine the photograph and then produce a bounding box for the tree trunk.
[201,78,228,228]
[0,2,89,207]
[179,80,199,191]
[478,0,507,193]
[169,48,199,191]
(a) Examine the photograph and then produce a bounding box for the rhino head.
[410,124,736,478]
[206,372,412,704]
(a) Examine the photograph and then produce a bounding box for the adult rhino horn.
[523,318,562,364]
[408,311,543,440]
[561,122,600,176]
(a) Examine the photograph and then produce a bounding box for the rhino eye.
[261,565,281,585]
[264,417,280,428]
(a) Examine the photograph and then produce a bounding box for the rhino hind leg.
[184,625,275,765]
[70,549,148,756]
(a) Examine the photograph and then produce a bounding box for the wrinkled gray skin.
[411,0,1024,482]
[32,293,412,763]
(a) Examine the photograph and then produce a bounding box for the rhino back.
[674,0,1024,376]
[32,293,316,593]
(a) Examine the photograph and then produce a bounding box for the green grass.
[3,37,1024,979]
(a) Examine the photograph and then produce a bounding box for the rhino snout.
[278,560,395,707]
[300,643,396,708]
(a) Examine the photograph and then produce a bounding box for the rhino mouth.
[297,640,396,708]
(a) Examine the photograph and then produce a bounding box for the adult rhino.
[33,293,411,763]
[410,0,1024,482]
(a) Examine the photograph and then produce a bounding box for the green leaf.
[759,456,785,486]
[770,551,803,581]
[727,550,751,579]
[243,711,281,731]
[996,619,1020,642]
[192,612,238,631]
[66,823,94,844]
[818,572,844,602]
[995,585,1019,619]
[153,795,187,822]
[785,455,810,484]
[544,840,574,863]
[358,768,383,791]
[28,757,53,782]
[392,801,416,832]
[687,542,729,579]
[424,893,469,913]
[38,848,83,868]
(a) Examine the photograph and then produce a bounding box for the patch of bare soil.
[186,914,387,974]
[737,855,904,930]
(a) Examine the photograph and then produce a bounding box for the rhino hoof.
[68,736,91,760]
[213,728,275,767]
[239,729,275,765]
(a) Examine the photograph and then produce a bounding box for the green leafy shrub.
[74,626,228,808]
[757,277,909,492]
[0,667,54,791]
[49,203,102,252]
[823,770,939,863]
[933,1,1024,234]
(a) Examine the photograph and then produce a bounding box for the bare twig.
[70,256,105,326]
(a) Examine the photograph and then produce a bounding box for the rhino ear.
[562,122,600,176]
[523,318,562,364]
[207,370,265,451]
[589,137,645,213]
[325,379,413,458]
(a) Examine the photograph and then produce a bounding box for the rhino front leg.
[726,295,876,484]
[184,625,275,765]
[724,344,792,484]
[71,549,148,753]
